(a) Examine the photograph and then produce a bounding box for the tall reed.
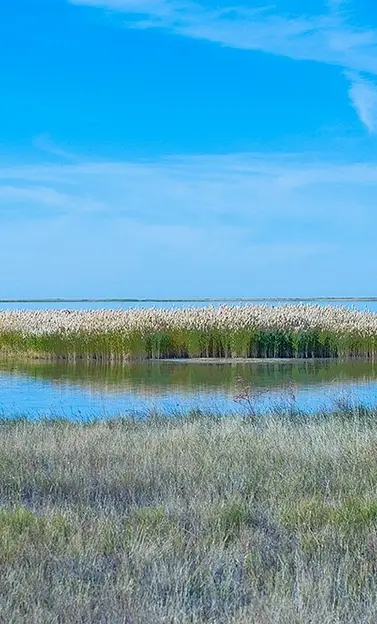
[1,305,377,360]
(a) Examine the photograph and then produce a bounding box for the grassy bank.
[3,410,377,622]
[1,305,377,360]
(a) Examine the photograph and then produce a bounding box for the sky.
[1,0,377,298]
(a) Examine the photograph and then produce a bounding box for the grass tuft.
[3,410,377,621]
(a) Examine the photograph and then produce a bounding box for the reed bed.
[1,305,377,360]
[3,409,377,622]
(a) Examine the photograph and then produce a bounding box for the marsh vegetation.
[2,409,377,622]
[2,304,377,360]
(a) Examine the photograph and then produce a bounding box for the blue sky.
[1,0,377,298]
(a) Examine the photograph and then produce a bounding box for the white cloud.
[328,0,347,8]
[68,0,377,131]
[33,134,79,162]
[1,151,377,228]
[346,71,377,133]
[0,184,107,216]
[68,0,377,75]
[2,150,377,296]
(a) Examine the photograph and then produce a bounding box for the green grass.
[1,327,376,360]
[3,410,377,621]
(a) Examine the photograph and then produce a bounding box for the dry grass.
[1,304,377,360]
[2,409,377,622]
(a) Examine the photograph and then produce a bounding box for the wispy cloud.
[33,134,79,162]
[1,151,377,232]
[69,0,377,74]
[327,0,347,8]
[346,71,377,133]
[68,0,377,130]
[2,149,377,296]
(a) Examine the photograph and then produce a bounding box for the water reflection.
[1,358,377,392]
[1,358,377,420]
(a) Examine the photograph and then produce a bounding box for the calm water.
[1,358,377,420]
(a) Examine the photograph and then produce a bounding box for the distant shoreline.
[0,297,377,303]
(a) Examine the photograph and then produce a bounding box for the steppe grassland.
[2,411,377,622]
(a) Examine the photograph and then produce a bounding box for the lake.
[1,357,377,420]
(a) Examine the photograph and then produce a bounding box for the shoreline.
[0,353,352,364]
[158,357,329,364]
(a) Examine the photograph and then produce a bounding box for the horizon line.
[1,298,377,304]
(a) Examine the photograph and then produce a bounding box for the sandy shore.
[158,357,318,364]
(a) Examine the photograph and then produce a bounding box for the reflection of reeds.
[2,359,377,399]
[1,359,377,402]
[1,305,377,359]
